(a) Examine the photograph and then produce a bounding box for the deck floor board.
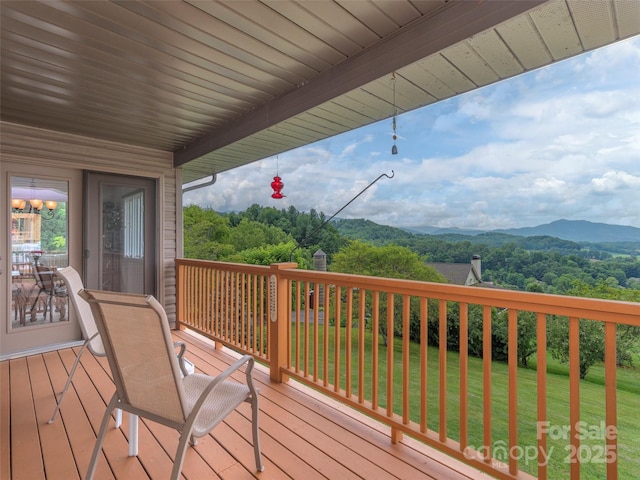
[2,329,494,480]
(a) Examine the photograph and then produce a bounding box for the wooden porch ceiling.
[1,1,638,183]
[1,329,494,480]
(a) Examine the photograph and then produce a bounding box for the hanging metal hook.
[289,170,395,261]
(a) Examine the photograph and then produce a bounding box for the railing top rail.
[176,258,270,275]
[176,259,640,326]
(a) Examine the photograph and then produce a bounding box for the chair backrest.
[31,261,45,288]
[56,267,105,356]
[36,264,56,292]
[79,289,188,426]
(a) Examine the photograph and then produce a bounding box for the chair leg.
[170,428,194,480]
[128,414,138,456]
[86,394,119,480]
[114,408,122,428]
[252,394,264,472]
[48,339,90,423]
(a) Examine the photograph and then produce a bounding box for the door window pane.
[10,176,69,327]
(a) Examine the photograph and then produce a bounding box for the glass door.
[84,172,157,295]
[1,163,82,357]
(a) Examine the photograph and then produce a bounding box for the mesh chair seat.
[183,373,251,435]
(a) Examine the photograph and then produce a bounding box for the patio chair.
[49,267,192,425]
[31,262,67,321]
[79,289,264,480]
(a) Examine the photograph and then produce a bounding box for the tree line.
[183,204,640,378]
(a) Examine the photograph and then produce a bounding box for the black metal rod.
[289,170,395,261]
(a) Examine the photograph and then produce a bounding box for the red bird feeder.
[271,175,285,199]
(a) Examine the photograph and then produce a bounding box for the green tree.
[330,241,446,344]
[548,280,640,378]
[493,310,538,367]
[226,241,309,267]
[41,204,67,253]
[183,205,232,260]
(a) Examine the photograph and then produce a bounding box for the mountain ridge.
[371,219,640,243]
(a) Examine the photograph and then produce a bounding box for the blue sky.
[184,35,640,230]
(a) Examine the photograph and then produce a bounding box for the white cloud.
[184,36,640,230]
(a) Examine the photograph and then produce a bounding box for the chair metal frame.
[49,267,190,425]
[80,288,263,479]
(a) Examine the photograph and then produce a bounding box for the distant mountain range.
[406,219,640,243]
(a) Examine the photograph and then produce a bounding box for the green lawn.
[290,324,640,479]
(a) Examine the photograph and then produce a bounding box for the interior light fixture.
[11,179,57,218]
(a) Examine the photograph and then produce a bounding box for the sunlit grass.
[290,324,640,479]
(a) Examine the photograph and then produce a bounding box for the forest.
[183,204,640,377]
[184,204,640,295]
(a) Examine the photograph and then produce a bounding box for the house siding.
[1,121,179,323]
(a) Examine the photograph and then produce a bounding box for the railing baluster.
[459,302,468,451]
[402,295,410,425]
[439,299,447,442]
[293,280,300,371]
[313,281,320,382]
[482,304,492,463]
[508,309,519,476]
[345,287,353,399]
[420,297,428,434]
[358,290,366,405]
[323,282,329,387]
[387,293,395,421]
[334,286,341,393]
[537,312,548,480]
[605,322,618,480]
[303,282,310,376]
[569,316,581,480]
[372,291,379,411]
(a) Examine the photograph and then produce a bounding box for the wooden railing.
[175,258,640,480]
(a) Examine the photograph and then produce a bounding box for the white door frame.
[1,163,83,359]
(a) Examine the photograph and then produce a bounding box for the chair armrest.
[187,355,256,419]
[173,341,189,376]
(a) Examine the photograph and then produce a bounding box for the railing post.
[269,262,297,383]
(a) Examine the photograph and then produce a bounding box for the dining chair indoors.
[31,262,67,321]
[80,288,264,480]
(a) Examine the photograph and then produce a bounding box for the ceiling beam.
[174,0,545,167]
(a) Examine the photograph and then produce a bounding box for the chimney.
[471,255,481,281]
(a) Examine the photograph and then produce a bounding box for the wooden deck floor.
[1,329,494,480]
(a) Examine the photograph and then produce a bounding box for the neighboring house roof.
[427,262,482,286]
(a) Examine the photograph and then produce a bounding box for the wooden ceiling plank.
[301,0,381,47]
[219,0,345,67]
[416,54,476,95]
[174,0,546,166]
[140,0,316,83]
[613,0,640,39]
[568,0,617,51]
[529,1,583,61]
[495,14,553,70]
[372,0,437,26]
[398,60,457,101]
[2,6,271,109]
[336,0,401,37]
[468,29,524,78]
[72,0,293,95]
[266,0,367,56]
[442,41,500,88]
